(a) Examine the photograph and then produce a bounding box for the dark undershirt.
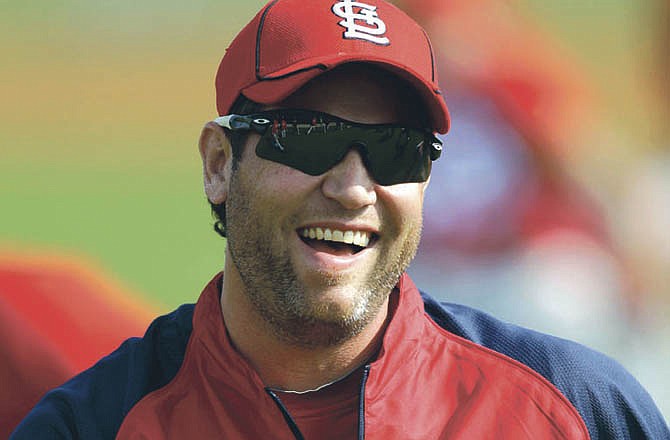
[270,364,365,440]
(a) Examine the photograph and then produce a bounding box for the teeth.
[300,227,372,248]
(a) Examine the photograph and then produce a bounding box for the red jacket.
[116,274,588,439]
[14,272,668,439]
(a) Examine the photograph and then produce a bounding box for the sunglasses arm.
[430,139,443,161]
[213,115,269,134]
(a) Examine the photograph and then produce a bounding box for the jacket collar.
[191,272,427,396]
[365,273,427,399]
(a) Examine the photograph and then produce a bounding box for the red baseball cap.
[215,0,450,133]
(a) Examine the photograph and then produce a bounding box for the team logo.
[332,0,390,46]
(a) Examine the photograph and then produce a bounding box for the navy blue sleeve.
[422,293,670,440]
[10,304,194,440]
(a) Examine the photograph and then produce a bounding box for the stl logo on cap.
[332,0,390,46]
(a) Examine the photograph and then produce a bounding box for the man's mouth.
[299,227,375,256]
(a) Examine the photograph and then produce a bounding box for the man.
[12,0,669,438]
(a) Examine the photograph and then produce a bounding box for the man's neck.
[219,262,391,392]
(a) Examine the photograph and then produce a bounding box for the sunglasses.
[214,109,442,186]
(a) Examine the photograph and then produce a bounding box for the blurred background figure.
[615,0,670,417]
[402,0,628,361]
[1,0,667,426]
[399,0,670,420]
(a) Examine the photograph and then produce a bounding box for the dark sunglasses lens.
[361,128,432,185]
[255,130,347,176]
[253,113,434,185]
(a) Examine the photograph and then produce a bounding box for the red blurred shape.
[401,0,596,153]
[0,250,156,438]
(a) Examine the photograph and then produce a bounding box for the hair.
[210,95,262,238]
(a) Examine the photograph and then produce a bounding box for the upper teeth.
[301,227,371,247]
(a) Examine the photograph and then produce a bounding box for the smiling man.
[12,0,669,439]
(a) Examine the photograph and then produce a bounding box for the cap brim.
[241,56,450,134]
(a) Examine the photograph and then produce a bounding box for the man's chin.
[273,310,369,348]
[297,261,374,288]
[305,290,369,321]
[269,286,384,348]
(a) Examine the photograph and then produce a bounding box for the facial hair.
[225,167,423,349]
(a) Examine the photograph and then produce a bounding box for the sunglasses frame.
[213,109,442,185]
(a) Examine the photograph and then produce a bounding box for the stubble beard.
[225,169,422,349]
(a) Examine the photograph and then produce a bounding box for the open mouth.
[298,227,376,256]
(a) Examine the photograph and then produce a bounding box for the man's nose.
[321,150,377,210]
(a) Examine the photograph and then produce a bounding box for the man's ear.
[199,121,233,204]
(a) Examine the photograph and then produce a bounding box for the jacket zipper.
[266,389,306,440]
[265,364,372,440]
[358,365,371,440]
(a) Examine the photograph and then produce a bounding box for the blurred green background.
[2,1,269,309]
[0,0,665,311]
